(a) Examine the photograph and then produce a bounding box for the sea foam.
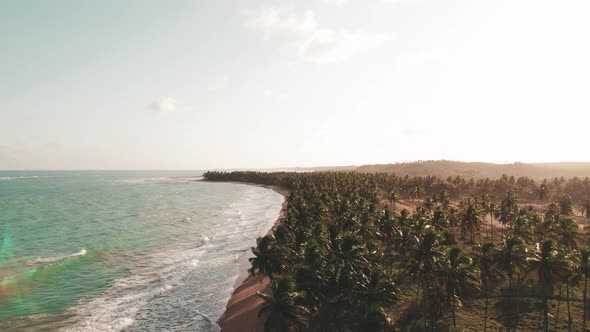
[28,248,87,265]
[56,185,283,332]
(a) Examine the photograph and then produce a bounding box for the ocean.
[0,171,283,331]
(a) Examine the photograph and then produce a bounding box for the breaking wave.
[27,249,87,266]
[0,176,49,181]
[122,176,203,184]
[56,186,283,332]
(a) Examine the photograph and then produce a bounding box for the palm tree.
[392,223,414,278]
[378,208,398,274]
[249,235,284,281]
[559,194,574,216]
[409,229,444,330]
[576,248,590,331]
[358,209,378,242]
[497,236,527,288]
[410,186,420,203]
[538,183,549,202]
[542,202,562,239]
[311,222,330,251]
[353,268,398,331]
[528,240,570,332]
[545,202,562,222]
[505,190,518,207]
[410,229,442,304]
[461,198,482,243]
[474,242,501,332]
[448,207,459,237]
[258,276,309,332]
[416,185,423,200]
[581,197,590,228]
[510,210,534,243]
[295,241,327,310]
[438,190,451,211]
[432,209,449,233]
[498,192,518,231]
[275,224,295,246]
[478,194,491,238]
[294,264,323,312]
[487,202,497,241]
[399,208,410,224]
[333,235,370,289]
[556,217,579,251]
[563,255,575,332]
[388,188,400,211]
[496,236,527,331]
[439,246,479,327]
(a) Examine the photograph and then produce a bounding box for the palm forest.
[204,171,590,332]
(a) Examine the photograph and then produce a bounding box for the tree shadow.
[495,287,541,331]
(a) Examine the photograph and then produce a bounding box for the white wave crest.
[58,246,209,332]
[122,176,203,184]
[56,185,284,332]
[0,175,49,181]
[28,248,87,265]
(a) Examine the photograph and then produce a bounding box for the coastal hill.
[352,160,590,179]
[234,161,590,179]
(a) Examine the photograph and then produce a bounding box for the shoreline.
[206,181,289,332]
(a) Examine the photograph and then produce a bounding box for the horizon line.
[4,160,590,172]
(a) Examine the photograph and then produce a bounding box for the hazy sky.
[1,0,590,170]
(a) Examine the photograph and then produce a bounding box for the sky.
[1,0,590,170]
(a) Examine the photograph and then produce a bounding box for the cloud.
[243,8,388,64]
[148,96,177,112]
[243,8,317,40]
[299,29,389,64]
[321,0,348,5]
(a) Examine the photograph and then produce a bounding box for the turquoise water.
[0,171,283,331]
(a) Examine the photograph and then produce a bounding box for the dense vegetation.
[204,171,590,331]
[355,161,590,179]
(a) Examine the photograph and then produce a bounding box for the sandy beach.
[217,184,290,332]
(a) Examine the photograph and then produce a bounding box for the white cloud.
[148,96,177,112]
[321,0,348,5]
[243,8,317,40]
[243,8,388,64]
[299,29,389,64]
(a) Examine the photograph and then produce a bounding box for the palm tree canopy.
[577,248,590,277]
[498,236,528,283]
[528,240,570,297]
[474,242,502,287]
[559,194,574,216]
[581,197,590,220]
[258,276,310,332]
[440,246,480,301]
